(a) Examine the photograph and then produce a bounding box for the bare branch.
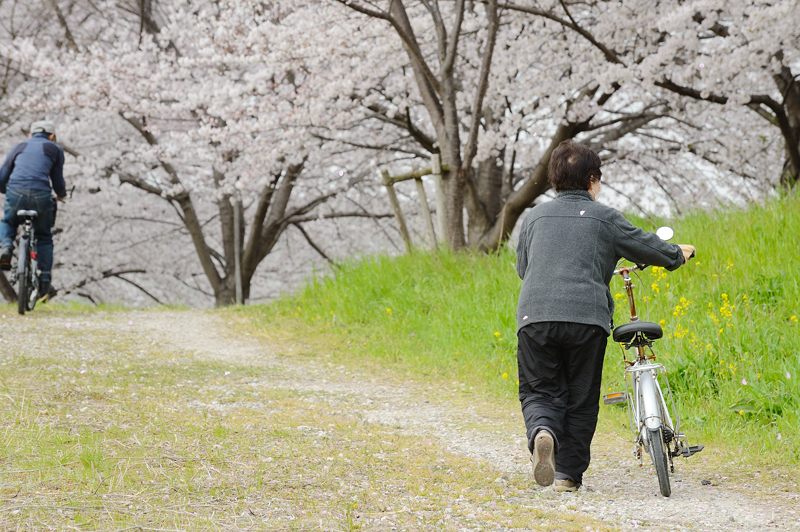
[60,268,164,304]
[292,223,339,269]
[288,211,393,223]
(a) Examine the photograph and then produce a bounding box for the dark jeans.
[0,188,55,287]
[518,322,608,484]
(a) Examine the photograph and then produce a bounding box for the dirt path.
[130,310,799,530]
[3,309,798,529]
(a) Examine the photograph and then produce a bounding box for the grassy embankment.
[242,193,800,466]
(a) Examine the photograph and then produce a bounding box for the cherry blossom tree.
[7,0,377,305]
[0,0,793,305]
[326,1,783,251]
[502,0,799,187]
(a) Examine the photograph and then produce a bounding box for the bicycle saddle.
[16,210,38,218]
[613,321,663,344]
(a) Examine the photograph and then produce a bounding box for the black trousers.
[518,322,608,484]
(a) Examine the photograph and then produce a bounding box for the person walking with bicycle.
[516,140,695,492]
[0,120,67,299]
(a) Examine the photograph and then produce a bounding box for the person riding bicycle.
[0,120,67,299]
[516,140,695,492]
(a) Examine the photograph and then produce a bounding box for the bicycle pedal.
[603,391,628,404]
[681,444,704,457]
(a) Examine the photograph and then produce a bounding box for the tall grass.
[245,193,800,464]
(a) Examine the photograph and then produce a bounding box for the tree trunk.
[213,276,239,307]
[774,66,800,187]
[466,149,504,246]
[475,123,577,251]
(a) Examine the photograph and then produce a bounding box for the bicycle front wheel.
[16,238,29,316]
[648,427,671,497]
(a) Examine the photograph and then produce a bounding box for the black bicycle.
[11,209,41,315]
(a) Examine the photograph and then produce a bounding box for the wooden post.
[381,170,413,253]
[431,153,449,246]
[414,177,437,248]
[233,191,244,304]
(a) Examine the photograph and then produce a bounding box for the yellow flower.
[673,297,691,317]
[385,307,393,316]
[651,283,660,294]
[494,331,502,338]
[651,266,668,281]
[673,324,688,339]
[501,372,509,380]
[790,315,798,323]
[659,319,666,327]
[613,292,625,300]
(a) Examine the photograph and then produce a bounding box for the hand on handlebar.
[679,245,695,263]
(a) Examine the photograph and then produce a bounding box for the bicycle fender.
[638,370,663,431]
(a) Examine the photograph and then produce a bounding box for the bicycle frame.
[11,214,40,314]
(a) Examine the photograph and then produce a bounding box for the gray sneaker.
[531,431,556,486]
[554,478,580,492]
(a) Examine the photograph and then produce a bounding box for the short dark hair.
[548,140,601,191]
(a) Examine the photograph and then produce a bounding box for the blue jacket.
[0,133,66,197]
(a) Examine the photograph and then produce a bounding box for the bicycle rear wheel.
[16,238,29,316]
[648,427,671,497]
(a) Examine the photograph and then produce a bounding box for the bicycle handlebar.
[613,263,647,275]
[614,249,696,276]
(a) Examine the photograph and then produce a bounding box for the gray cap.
[30,120,56,135]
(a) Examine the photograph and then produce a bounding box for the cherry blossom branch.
[497,1,625,65]
[359,100,437,151]
[655,78,799,177]
[117,112,224,290]
[311,131,430,158]
[336,0,443,98]
[462,0,499,172]
[443,0,465,75]
[48,0,79,51]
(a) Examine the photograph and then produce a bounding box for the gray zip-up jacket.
[516,190,685,334]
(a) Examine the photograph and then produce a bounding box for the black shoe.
[0,247,11,271]
[38,284,57,303]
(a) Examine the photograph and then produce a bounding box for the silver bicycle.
[604,227,703,497]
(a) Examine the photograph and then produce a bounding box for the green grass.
[240,192,800,466]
